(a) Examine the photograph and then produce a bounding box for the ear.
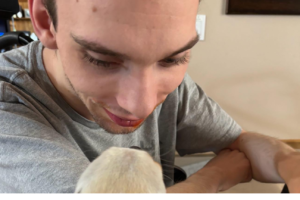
[28,0,57,49]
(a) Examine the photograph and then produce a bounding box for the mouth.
[103,108,143,127]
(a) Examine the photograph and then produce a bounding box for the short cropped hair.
[42,0,57,30]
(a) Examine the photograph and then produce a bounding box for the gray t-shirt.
[0,41,241,193]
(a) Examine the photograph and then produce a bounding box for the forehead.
[56,0,199,61]
[57,0,198,18]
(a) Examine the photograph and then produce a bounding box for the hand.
[277,151,300,193]
[199,149,252,192]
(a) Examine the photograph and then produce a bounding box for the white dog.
[75,147,166,193]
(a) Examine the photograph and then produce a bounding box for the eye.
[160,54,190,67]
[83,53,114,68]
[164,58,178,64]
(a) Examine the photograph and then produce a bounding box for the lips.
[103,108,143,127]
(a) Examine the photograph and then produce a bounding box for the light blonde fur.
[75,147,166,193]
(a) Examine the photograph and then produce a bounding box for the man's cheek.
[61,57,97,90]
[75,80,117,98]
[159,70,187,94]
[67,73,118,99]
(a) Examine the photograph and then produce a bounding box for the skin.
[31,0,199,134]
[29,0,300,193]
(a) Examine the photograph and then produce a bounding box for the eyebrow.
[165,34,199,58]
[71,33,199,60]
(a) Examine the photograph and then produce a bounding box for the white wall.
[188,0,300,139]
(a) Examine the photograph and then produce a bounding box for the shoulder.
[0,41,42,83]
[178,73,205,96]
[0,41,46,100]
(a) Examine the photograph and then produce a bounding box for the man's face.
[53,0,199,134]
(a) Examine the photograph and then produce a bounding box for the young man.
[0,0,298,193]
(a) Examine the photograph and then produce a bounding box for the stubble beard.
[64,74,144,134]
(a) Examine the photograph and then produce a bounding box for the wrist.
[193,167,223,192]
[286,177,300,193]
[276,151,299,184]
[166,168,220,193]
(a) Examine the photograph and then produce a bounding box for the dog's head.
[75,147,166,193]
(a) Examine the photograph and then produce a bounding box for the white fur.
[75,147,166,193]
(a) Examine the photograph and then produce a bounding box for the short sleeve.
[176,74,242,156]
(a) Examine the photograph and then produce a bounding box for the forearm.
[166,168,220,193]
[232,132,297,183]
[167,148,253,193]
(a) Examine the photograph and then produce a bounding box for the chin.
[91,114,143,135]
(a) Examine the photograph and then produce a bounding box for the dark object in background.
[0,0,33,52]
[0,29,34,52]
[0,31,33,50]
[0,18,9,36]
[173,165,187,184]
[227,0,300,15]
[0,0,20,18]
[281,184,290,193]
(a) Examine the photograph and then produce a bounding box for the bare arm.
[166,169,220,193]
[167,170,220,194]
[229,131,300,192]
[167,150,252,193]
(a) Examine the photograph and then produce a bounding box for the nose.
[116,67,159,119]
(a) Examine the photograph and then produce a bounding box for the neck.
[42,47,94,121]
